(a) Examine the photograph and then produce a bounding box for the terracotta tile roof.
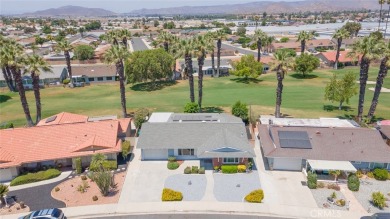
[258,125,390,163]
[0,120,122,168]
[379,125,390,139]
[317,50,356,63]
[118,118,131,133]
[37,112,88,126]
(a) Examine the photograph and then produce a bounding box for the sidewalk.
[141,38,152,49]
[339,184,367,214]
[7,170,73,191]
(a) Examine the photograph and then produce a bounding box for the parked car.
[19,208,65,219]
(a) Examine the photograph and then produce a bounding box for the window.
[97,77,104,81]
[106,77,113,81]
[223,158,239,164]
[178,149,194,156]
[89,78,95,81]
[352,161,361,164]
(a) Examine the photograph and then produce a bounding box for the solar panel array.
[172,114,218,122]
[278,131,312,149]
[45,115,57,123]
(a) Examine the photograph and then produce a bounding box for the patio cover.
[308,160,357,172]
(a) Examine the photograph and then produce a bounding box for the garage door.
[0,169,13,182]
[273,158,302,171]
[142,149,168,160]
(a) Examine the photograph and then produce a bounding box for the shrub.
[307,172,317,189]
[237,165,246,173]
[347,173,360,191]
[373,168,388,181]
[0,122,13,129]
[121,140,131,160]
[81,175,87,181]
[134,108,149,129]
[372,192,386,209]
[330,191,337,199]
[317,182,325,188]
[327,184,341,191]
[214,166,220,171]
[244,189,264,203]
[75,157,82,174]
[168,156,176,162]
[54,187,60,192]
[356,170,363,178]
[162,188,183,201]
[10,169,61,186]
[93,171,113,196]
[167,162,180,170]
[184,166,191,174]
[77,181,89,193]
[92,195,98,201]
[184,102,200,113]
[221,165,238,174]
[191,166,199,174]
[199,167,205,174]
[231,101,248,123]
[90,160,117,172]
[62,78,70,84]
[20,201,25,208]
[336,199,346,207]
[367,171,374,178]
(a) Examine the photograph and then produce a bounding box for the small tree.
[184,102,200,113]
[324,72,358,110]
[236,27,247,37]
[347,173,360,191]
[121,140,131,160]
[307,172,318,189]
[372,192,386,209]
[74,45,95,61]
[231,54,263,79]
[232,101,249,123]
[280,37,289,43]
[294,53,320,77]
[93,171,113,196]
[35,36,45,47]
[134,108,149,130]
[329,170,341,181]
[90,153,106,171]
[0,184,9,205]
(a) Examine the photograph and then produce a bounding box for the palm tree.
[252,30,266,62]
[296,31,317,53]
[193,35,209,111]
[332,28,350,69]
[0,184,9,205]
[56,40,74,86]
[367,41,390,122]
[254,15,260,30]
[379,0,386,29]
[0,37,16,92]
[105,30,119,45]
[1,39,34,126]
[104,45,131,118]
[177,39,195,102]
[119,29,132,48]
[23,55,52,124]
[214,30,227,77]
[79,27,85,38]
[348,36,384,122]
[157,31,173,52]
[271,49,295,118]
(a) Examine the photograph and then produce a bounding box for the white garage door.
[273,158,302,171]
[0,168,13,182]
[142,149,168,160]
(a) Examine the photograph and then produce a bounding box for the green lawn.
[1,66,389,127]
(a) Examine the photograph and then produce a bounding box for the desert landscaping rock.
[164,174,207,201]
[353,179,390,213]
[311,188,348,211]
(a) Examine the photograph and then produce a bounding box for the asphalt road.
[131,37,149,51]
[81,214,293,219]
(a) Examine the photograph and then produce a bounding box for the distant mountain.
[21,5,116,17]
[129,0,379,15]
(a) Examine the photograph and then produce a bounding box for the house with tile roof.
[137,113,255,168]
[316,50,359,67]
[0,113,131,182]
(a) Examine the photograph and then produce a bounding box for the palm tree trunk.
[116,60,127,118]
[2,67,15,92]
[185,54,195,102]
[211,49,215,77]
[65,51,73,86]
[257,39,262,62]
[198,56,204,111]
[123,38,128,48]
[385,6,390,38]
[367,57,388,122]
[31,71,42,124]
[163,42,169,52]
[5,66,16,91]
[339,101,344,110]
[11,66,34,127]
[334,38,342,69]
[357,57,370,123]
[300,40,305,54]
[217,39,222,77]
[275,67,284,118]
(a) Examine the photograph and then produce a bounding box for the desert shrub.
[20,201,25,208]
[244,189,264,203]
[214,166,220,171]
[367,171,374,178]
[92,195,98,201]
[54,187,60,192]
[356,170,363,178]
[199,167,205,174]
[75,157,82,174]
[77,181,89,193]
[307,172,317,189]
[191,166,199,174]
[327,184,341,191]
[184,166,191,174]
[237,165,246,173]
[93,171,113,196]
[336,199,346,206]
[81,175,87,181]
[167,161,180,170]
[121,140,131,159]
[162,188,183,201]
[10,169,61,186]
[62,78,70,84]
[372,192,386,209]
[221,165,238,174]
[373,168,388,181]
[317,182,325,188]
[330,191,337,199]
[168,156,176,162]
[347,173,360,191]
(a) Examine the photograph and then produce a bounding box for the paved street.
[131,37,149,51]
[81,214,294,219]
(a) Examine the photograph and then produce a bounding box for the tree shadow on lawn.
[323,104,353,112]
[289,73,318,79]
[0,94,11,103]
[202,106,224,113]
[130,80,177,92]
[230,77,263,84]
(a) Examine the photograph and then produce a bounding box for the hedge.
[245,189,264,203]
[221,165,238,174]
[237,165,246,173]
[184,166,191,174]
[90,160,117,172]
[162,188,183,201]
[121,140,131,159]
[0,122,13,129]
[307,172,317,189]
[347,173,360,191]
[10,169,61,186]
[373,168,388,181]
[167,161,180,170]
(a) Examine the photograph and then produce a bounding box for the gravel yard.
[164,174,207,201]
[311,188,348,211]
[213,171,261,202]
[353,179,390,213]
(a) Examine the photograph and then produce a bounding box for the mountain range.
[20,5,116,17]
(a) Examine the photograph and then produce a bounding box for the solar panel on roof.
[278,131,312,149]
[45,115,57,123]
[172,114,218,122]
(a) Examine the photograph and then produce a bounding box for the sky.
[0,0,303,14]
